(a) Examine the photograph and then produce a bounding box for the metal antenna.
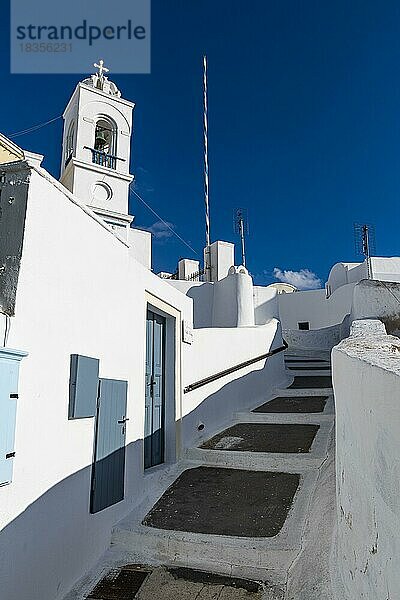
[354,223,376,279]
[203,56,211,279]
[234,208,249,268]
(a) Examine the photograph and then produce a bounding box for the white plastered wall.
[350,279,400,336]
[169,270,256,328]
[332,320,400,600]
[370,256,400,282]
[0,164,287,600]
[0,166,192,600]
[182,319,288,448]
[128,227,152,270]
[253,285,279,324]
[277,284,354,330]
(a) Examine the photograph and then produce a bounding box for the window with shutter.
[68,354,99,419]
[0,348,27,486]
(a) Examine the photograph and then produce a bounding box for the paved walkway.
[71,351,336,600]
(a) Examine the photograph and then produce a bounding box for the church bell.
[95,130,108,150]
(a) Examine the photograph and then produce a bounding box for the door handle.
[118,417,129,424]
[147,377,157,391]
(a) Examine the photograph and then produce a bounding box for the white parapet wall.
[283,323,340,352]
[182,319,288,448]
[332,319,400,599]
[253,285,279,325]
[283,315,350,352]
[351,279,400,336]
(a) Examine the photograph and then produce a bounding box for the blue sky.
[2,0,400,287]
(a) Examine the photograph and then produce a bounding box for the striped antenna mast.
[203,56,211,277]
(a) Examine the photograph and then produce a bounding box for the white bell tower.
[60,60,135,236]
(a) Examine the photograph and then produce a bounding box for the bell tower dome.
[60,60,135,236]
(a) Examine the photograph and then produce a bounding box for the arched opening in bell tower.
[92,117,117,168]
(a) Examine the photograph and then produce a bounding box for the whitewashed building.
[272,256,400,350]
[0,66,286,600]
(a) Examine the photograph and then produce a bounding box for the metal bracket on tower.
[354,222,376,279]
[234,208,249,268]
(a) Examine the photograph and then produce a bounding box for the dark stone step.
[87,565,264,599]
[87,565,150,599]
[285,359,328,363]
[142,466,300,537]
[253,395,328,413]
[287,366,331,370]
[200,422,319,453]
[289,376,332,389]
[168,567,262,593]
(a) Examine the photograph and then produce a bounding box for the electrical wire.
[129,186,200,257]
[379,280,400,307]
[6,115,200,258]
[8,115,62,139]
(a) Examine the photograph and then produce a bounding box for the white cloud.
[147,221,175,240]
[273,267,321,290]
[134,168,154,193]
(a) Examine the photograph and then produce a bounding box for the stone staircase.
[111,351,335,595]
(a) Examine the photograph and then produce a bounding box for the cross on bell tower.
[59,62,135,237]
[93,59,109,90]
[94,59,109,78]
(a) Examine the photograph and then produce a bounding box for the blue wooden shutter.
[68,354,99,418]
[91,378,128,513]
[0,348,27,485]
